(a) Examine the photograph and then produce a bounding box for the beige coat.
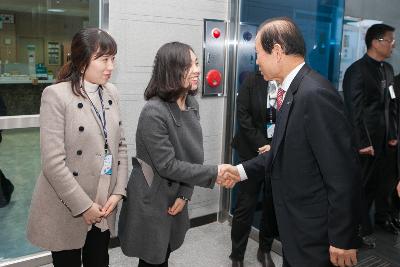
[27,81,128,251]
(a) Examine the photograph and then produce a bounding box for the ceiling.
[0,0,90,17]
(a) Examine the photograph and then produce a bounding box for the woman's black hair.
[144,42,197,102]
[57,28,117,97]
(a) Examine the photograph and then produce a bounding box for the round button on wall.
[211,28,221,39]
[206,69,222,88]
[243,31,252,41]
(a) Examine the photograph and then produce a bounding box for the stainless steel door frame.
[0,115,39,130]
[218,0,241,223]
[0,252,52,267]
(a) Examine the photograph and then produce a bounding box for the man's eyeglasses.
[377,38,396,45]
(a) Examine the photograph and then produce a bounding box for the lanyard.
[267,86,276,124]
[85,86,109,152]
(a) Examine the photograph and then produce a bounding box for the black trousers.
[230,175,278,261]
[51,226,110,267]
[375,146,398,223]
[391,188,400,219]
[138,246,171,267]
[360,146,398,235]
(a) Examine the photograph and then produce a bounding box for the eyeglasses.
[377,38,396,45]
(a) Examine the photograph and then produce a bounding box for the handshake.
[216,164,241,188]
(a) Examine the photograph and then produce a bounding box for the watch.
[178,196,190,202]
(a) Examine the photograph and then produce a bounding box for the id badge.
[267,123,275,138]
[389,85,396,99]
[101,154,113,175]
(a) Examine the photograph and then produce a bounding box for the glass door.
[0,0,101,265]
[227,0,345,241]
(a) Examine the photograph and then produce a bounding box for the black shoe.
[392,217,400,229]
[377,220,399,235]
[361,235,376,249]
[257,248,275,267]
[231,259,244,267]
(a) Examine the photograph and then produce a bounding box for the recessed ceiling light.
[48,8,65,13]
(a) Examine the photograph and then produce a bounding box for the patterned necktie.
[276,87,285,110]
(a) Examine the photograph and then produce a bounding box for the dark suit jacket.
[394,74,400,179]
[232,72,270,160]
[343,54,397,154]
[242,65,361,267]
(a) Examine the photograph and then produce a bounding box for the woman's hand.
[397,181,400,198]
[168,198,186,216]
[258,144,271,154]
[83,203,105,225]
[102,194,123,217]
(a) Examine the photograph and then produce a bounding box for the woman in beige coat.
[27,28,128,267]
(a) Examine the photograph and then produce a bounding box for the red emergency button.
[206,69,222,88]
[212,28,221,39]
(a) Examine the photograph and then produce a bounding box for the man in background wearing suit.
[230,72,278,267]
[221,17,361,267]
[343,24,398,241]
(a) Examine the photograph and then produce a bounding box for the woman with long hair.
[27,28,128,267]
[118,42,231,266]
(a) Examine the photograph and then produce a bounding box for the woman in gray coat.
[118,42,230,266]
[27,28,128,267]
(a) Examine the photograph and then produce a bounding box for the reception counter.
[0,79,55,116]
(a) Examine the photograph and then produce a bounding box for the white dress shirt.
[237,62,305,181]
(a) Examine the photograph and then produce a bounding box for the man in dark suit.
[230,72,278,267]
[391,73,400,229]
[343,24,398,238]
[221,17,361,267]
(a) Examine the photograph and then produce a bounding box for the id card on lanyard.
[265,87,276,138]
[85,86,113,175]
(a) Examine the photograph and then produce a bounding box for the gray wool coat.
[27,82,128,251]
[118,95,218,264]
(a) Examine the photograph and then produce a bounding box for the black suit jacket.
[343,54,397,154]
[242,65,361,266]
[232,72,270,160]
[394,74,400,179]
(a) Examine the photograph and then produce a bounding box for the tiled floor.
[42,221,283,267]
[2,128,400,267]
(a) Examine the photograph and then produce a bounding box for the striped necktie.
[276,87,285,110]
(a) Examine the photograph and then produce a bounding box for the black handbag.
[0,169,14,208]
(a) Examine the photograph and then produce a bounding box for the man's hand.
[388,139,398,146]
[102,194,122,217]
[217,164,240,188]
[329,246,357,267]
[258,144,271,154]
[359,146,374,156]
[168,198,186,216]
[83,203,105,225]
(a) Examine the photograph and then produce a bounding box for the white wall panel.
[108,0,229,218]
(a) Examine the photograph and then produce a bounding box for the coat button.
[79,126,84,132]
[77,103,83,108]
[118,160,121,165]
[77,150,82,155]
[108,100,113,105]
[73,171,78,176]
[119,121,122,126]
